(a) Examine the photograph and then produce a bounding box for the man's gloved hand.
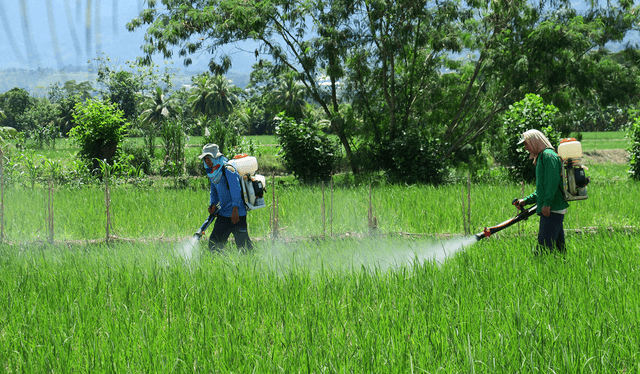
[514,199,525,209]
[231,206,239,224]
[541,206,551,217]
[208,204,217,215]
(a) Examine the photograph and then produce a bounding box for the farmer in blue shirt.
[199,144,253,253]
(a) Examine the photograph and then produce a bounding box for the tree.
[127,0,361,173]
[16,98,61,149]
[495,94,561,182]
[128,0,640,178]
[94,56,178,123]
[47,81,92,137]
[69,99,129,174]
[275,115,337,184]
[270,72,309,121]
[139,87,181,158]
[188,73,239,119]
[0,87,34,131]
[344,0,640,166]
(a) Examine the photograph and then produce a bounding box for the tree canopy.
[125,1,638,179]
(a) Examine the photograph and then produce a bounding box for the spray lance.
[193,203,220,239]
[475,199,537,241]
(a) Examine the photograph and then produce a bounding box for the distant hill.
[0,66,251,96]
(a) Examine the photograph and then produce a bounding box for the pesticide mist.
[175,236,201,263]
[252,235,479,275]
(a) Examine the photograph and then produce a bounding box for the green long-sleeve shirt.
[523,148,569,214]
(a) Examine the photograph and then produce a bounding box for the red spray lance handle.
[482,227,492,238]
[484,199,521,237]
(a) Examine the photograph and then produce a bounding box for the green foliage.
[628,116,640,181]
[188,73,240,120]
[496,94,561,182]
[0,87,34,131]
[159,119,188,178]
[269,72,308,121]
[0,126,18,139]
[69,99,129,174]
[17,98,61,149]
[121,141,151,175]
[275,116,336,184]
[94,56,178,123]
[202,116,239,156]
[384,129,447,185]
[139,86,181,159]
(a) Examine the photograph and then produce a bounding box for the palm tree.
[188,74,241,119]
[271,73,308,120]
[140,87,181,158]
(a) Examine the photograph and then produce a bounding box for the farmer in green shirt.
[515,129,569,254]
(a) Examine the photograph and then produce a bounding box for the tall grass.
[1,232,639,372]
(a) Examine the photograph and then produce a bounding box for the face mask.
[204,157,226,184]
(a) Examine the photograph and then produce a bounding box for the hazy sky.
[0,0,257,72]
[0,0,636,73]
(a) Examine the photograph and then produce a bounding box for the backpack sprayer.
[475,199,537,241]
[558,138,590,201]
[228,154,267,211]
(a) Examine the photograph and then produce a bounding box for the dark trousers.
[537,213,566,254]
[208,215,253,253]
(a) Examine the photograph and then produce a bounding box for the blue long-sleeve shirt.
[209,167,247,217]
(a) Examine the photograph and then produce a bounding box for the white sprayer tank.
[229,155,258,176]
[558,138,582,159]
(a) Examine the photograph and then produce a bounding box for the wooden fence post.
[271,173,278,240]
[322,181,326,238]
[330,175,334,237]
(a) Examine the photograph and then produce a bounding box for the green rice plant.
[1,232,639,372]
[572,131,627,140]
[2,174,639,242]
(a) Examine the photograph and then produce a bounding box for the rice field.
[1,133,638,372]
[1,232,639,372]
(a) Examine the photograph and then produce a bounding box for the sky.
[0,0,637,74]
[0,0,257,73]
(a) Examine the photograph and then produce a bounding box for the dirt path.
[583,149,628,164]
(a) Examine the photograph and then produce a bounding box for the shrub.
[495,94,561,183]
[0,126,18,139]
[384,130,447,185]
[69,99,129,174]
[202,116,239,155]
[275,115,336,184]
[160,119,188,177]
[121,141,150,175]
[628,116,640,181]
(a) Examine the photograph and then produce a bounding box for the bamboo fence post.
[322,181,326,238]
[467,172,471,235]
[330,175,333,237]
[461,185,467,234]
[0,146,4,240]
[47,181,54,244]
[368,182,377,234]
[271,173,278,240]
[105,172,111,243]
